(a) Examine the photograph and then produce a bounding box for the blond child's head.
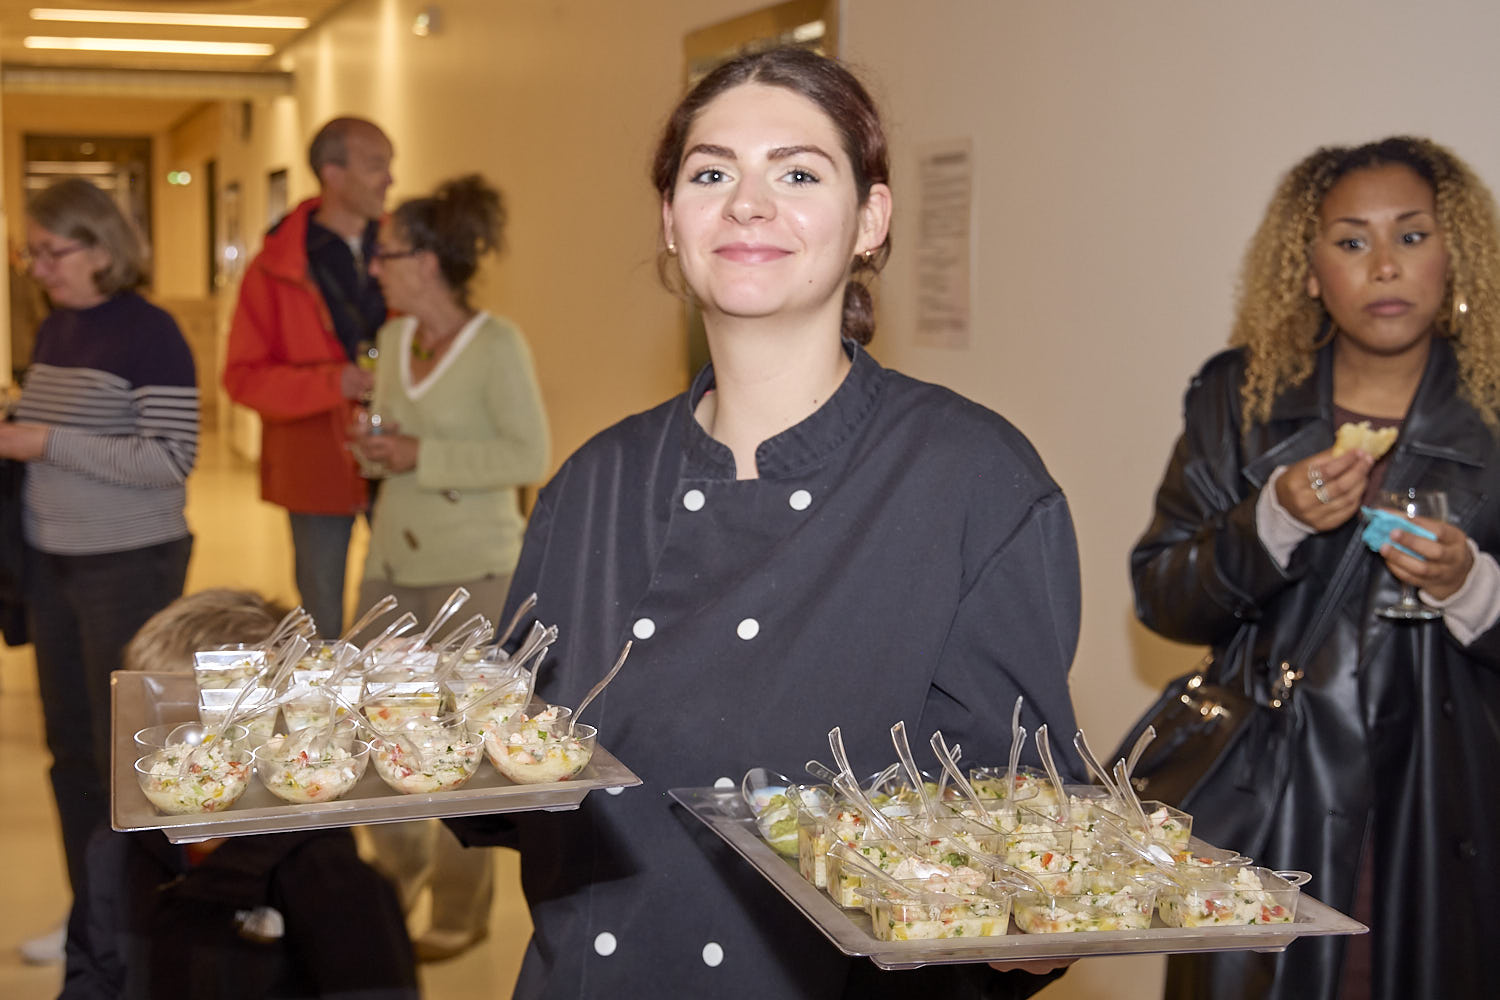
[124,589,289,673]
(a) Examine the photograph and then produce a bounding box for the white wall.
[843,2,1500,995]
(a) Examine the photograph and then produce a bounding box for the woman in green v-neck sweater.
[352,175,549,960]
[355,174,548,624]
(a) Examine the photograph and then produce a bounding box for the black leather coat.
[1131,340,1500,1000]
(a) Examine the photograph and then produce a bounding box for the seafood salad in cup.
[255,734,369,804]
[485,709,595,783]
[135,744,252,815]
[1012,872,1157,933]
[1157,867,1304,927]
[370,728,483,794]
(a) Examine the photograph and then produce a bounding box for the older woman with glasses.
[0,177,197,959]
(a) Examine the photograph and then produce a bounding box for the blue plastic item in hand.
[1360,506,1437,560]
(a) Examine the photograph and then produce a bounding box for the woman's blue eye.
[785,168,819,184]
[689,168,728,184]
[1337,237,1366,251]
[1402,230,1428,245]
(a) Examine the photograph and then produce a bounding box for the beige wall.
[189,0,766,465]
[842,2,1500,995]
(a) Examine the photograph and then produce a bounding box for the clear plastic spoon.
[1033,724,1069,825]
[567,641,631,735]
[1006,724,1027,803]
[889,721,936,829]
[929,731,987,820]
[1073,729,1122,802]
[933,742,960,803]
[337,594,399,646]
[410,586,471,650]
[1124,725,1156,785]
[494,592,538,652]
[827,726,900,840]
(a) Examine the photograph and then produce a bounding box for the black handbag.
[1114,592,1337,859]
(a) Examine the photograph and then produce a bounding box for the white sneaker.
[20,923,66,965]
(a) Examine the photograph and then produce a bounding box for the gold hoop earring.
[1450,294,1469,336]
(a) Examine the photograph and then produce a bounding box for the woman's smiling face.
[1309,163,1450,361]
[662,82,889,328]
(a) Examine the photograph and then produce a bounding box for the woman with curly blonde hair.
[1131,136,1500,1000]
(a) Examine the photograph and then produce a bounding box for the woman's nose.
[726,176,774,224]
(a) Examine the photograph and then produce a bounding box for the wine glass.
[1376,488,1450,621]
[347,408,389,479]
[356,339,378,405]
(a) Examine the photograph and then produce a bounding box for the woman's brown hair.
[651,46,890,345]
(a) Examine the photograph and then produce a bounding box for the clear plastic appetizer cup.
[741,768,804,858]
[282,668,363,734]
[254,735,370,804]
[857,881,1013,942]
[970,766,1058,811]
[826,837,998,910]
[1156,867,1309,927]
[135,744,253,815]
[133,721,249,754]
[363,683,447,736]
[192,645,266,689]
[369,723,483,794]
[1012,871,1158,933]
[796,795,871,889]
[1134,800,1193,852]
[449,672,531,740]
[197,687,278,748]
[485,715,595,784]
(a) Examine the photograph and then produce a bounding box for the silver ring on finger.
[1307,465,1324,486]
[1314,484,1332,504]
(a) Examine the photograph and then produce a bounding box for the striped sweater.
[17,292,198,555]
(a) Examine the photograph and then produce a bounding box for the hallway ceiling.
[0,1,344,72]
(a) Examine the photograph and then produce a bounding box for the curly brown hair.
[1233,136,1500,428]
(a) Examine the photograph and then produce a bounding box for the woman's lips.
[715,243,791,264]
[1365,298,1413,316]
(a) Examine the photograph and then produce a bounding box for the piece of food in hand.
[1332,420,1398,459]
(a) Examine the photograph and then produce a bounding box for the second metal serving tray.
[669,786,1366,970]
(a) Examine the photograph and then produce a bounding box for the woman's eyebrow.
[683,143,735,160]
[768,144,835,164]
[1328,209,1436,226]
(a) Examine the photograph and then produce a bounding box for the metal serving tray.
[669,787,1366,970]
[113,671,641,844]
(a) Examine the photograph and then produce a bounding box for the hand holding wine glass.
[1376,488,1473,619]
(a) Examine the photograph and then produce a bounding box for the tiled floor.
[0,432,531,999]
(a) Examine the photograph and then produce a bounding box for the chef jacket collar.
[681,339,886,479]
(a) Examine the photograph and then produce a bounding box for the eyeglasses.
[372,246,422,262]
[21,242,88,268]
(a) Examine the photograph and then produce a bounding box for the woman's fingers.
[1384,521,1473,599]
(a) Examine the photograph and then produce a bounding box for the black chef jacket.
[455,343,1082,999]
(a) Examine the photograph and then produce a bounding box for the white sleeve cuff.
[1420,541,1500,645]
[1256,466,1316,569]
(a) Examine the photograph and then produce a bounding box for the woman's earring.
[666,241,677,257]
[1450,294,1469,335]
[859,249,874,264]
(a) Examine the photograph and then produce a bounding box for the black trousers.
[27,536,192,895]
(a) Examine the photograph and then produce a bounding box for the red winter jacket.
[223,198,368,514]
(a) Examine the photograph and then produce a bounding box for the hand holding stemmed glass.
[348,409,419,477]
[1375,488,1473,620]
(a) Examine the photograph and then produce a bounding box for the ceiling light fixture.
[24,36,276,56]
[29,8,309,30]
